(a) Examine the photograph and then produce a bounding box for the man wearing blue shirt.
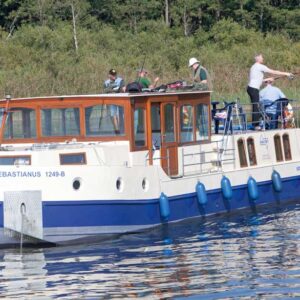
[259,78,286,129]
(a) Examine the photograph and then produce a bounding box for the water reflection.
[0,249,47,298]
[0,203,298,299]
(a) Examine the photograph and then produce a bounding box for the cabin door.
[160,102,178,176]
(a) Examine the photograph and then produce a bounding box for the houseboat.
[0,90,299,246]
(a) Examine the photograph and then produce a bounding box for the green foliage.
[0,0,298,101]
[209,19,252,49]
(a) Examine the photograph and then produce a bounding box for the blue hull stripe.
[0,176,299,230]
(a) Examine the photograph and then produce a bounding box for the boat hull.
[0,174,299,246]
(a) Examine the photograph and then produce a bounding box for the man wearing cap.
[188,57,210,90]
[247,53,292,129]
[137,69,159,89]
[103,69,125,93]
[259,77,286,129]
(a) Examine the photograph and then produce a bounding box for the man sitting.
[259,78,286,129]
[103,69,125,93]
[137,68,159,90]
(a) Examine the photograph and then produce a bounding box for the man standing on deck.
[247,54,292,130]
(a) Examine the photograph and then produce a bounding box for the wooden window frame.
[282,133,292,161]
[237,138,248,168]
[132,102,148,151]
[178,101,210,145]
[274,134,284,162]
[247,137,257,166]
[59,152,87,165]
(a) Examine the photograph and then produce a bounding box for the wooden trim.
[131,100,148,152]
[0,93,212,147]
[247,137,257,166]
[237,138,248,168]
[274,134,284,162]
[282,133,292,161]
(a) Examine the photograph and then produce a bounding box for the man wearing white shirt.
[247,54,292,129]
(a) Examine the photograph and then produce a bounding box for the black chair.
[212,101,236,134]
[260,98,289,129]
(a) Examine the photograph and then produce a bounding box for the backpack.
[126,82,143,93]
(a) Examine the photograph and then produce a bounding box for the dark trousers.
[247,86,260,127]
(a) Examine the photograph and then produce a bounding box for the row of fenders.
[159,170,283,221]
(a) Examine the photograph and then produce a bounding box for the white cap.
[188,57,200,67]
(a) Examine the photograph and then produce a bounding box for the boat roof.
[0,90,212,102]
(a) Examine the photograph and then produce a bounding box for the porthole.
[142,178,149,191]
[116,177,124,192]
[73,178,81,190]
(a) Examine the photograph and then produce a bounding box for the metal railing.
[212,99,299,134]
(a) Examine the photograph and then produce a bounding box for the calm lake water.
[0,201,299,299]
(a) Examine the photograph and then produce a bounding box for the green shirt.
[137,77,151,88]
[194,66,207,82]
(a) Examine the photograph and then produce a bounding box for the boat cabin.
[0,91,211,176]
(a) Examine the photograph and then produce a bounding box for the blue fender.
[272,170,282,192]
[196,182,207,205]
[221,176,232,200]
[248,176,259,201]
[159,192,170,221]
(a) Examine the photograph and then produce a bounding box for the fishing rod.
[265,71,299,82]
[137,54,146,83]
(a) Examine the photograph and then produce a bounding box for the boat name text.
[259,135,268,145]
[0,171,66,178]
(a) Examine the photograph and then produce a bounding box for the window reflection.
[134,107,146,147]
[42,108,80,137]
[60,153,86,165]
[85,105,124,136]
[151,105,161,149]
[247,137,257,166]
[180,105,194,142]
[282,134,292,160]
[4,108,36,139]
[196,104,209,141]
[164,104,175,142]
[274,134,283,162]
[238,138,248,167]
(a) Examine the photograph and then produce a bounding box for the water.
[0,202,299,299]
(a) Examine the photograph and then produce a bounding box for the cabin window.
[247,137,257,166]
[274,134,283,162]
[85,105,124,136]
[163,103,175,142]
[134,107,146,147]
[41,108,80,137]
[4,108,36,139]
[196,104,209,141]
[237,138,248,167]
[151,105,161,149]
[60,153,86,165]
[180,105,194,142]
[282,133,292,161]
[0,155,31,165]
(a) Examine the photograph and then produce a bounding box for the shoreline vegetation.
[0,1,299,102]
